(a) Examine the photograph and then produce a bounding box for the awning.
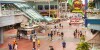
[32,25,39,28]
[87,24,100,31]
[88,32,100,44]
[44,16,53,22]
[19,26,33,31]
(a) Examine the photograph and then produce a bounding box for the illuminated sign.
[72,0,83,13]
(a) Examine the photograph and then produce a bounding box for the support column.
[0,3,1,16]
[84,0,88,27]
[0,27,4,44]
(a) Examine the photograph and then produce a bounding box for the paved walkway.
[0,20,93,50]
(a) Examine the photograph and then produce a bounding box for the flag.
[68,0,73,6]
[48,0,50,17]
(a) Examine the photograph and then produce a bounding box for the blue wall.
[85,19,100,27]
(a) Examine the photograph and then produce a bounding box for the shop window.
[55,5,57,9]
[38,5,43,10]
[45,5,49,10]
[50,5,54,9]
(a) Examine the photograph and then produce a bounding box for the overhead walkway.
[0,1,53,22]
[0,0,25,3]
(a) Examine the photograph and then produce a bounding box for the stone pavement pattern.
[0,20,93,50]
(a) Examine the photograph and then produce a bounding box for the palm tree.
[88,1,95,9]
[76,35,90,50]
[76,42,90,50]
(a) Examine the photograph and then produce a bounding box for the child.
[37,39,40,47]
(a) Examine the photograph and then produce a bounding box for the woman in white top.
[14,43,18,50]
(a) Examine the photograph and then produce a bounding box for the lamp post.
[49,0,50,17]
[65,0,67,19]
[0,3,1,16]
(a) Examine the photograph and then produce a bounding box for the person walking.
[8,42,12,50]
[49,46,54,50]
[51,28,53,33]
[48,33,50,40]
[73,31,76,38]
[34,34,37,41]
[17,29,20,40]
[78,31,80,38]
[14,43,18,50]
[37,39,40,47]
[32,38,36,50]
[59,23,61,28]
[54,25,56,29]
[61,32,64,40]
[30,34,33,41]
[54,28,56,35]
[17,33,20,40]
[51,31,53,35]
[69,23,71,26]
[80,31,82,37]
[61,25,63,29]
[13,39,17,50]
[50,33,53,41]
[62,41,66,50]
[75,29,78,33]
[57,31,59,36]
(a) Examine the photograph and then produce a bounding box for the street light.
[49,0,50,17]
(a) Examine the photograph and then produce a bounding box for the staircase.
[14,3,44,21]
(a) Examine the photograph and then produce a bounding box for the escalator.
[14,3,44,22]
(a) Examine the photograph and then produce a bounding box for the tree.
[76,35,90,50]
[88,1,95,9]
[76,42,90,50]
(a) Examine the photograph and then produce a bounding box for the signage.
[72,0,83,13]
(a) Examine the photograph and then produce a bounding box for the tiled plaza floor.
[0,20,93,50]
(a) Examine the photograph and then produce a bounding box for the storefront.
[70,17,83,24]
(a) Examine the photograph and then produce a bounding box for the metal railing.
[1,10,23,16]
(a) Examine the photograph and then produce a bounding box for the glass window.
[45,5,49,10]
[50,5,54,9]
[55,5,57,9]
[62,3,65,6]
[38,5,43,10]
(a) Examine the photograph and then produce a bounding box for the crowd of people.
[8,21,86,50]
[8,22,67,50]
[8,39,18,50]
[73,29,84,38]
[48,23,64,41]
[47,23,66,50]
